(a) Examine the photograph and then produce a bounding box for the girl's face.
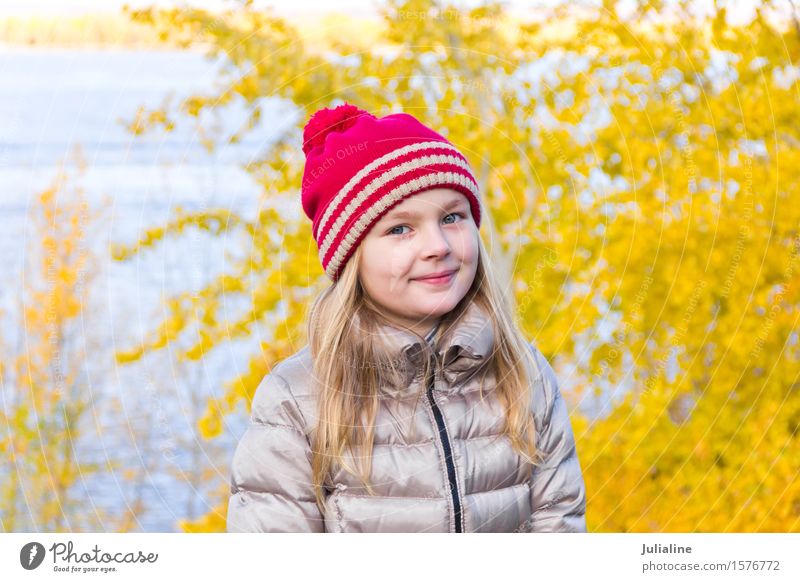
[357,188,479,336]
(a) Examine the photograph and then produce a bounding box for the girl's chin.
[405,303,457,318]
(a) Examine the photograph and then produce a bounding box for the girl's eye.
[388,225,410,236]
[443,212,465,224]
[387,213,464,236]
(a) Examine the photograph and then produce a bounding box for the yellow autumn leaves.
[3,0,798,532]
[118,0,800,532]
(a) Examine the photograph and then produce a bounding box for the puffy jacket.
[226,301,587,532]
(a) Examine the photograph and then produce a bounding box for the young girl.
[226,103,587,533]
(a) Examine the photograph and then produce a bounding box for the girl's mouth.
[414,270,456,286]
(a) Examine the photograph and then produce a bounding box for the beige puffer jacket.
[226,302,587,533]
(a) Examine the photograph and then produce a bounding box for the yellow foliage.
[1,160,106,532]
[179,497,228,533]
[198,401,223,440]
[116,0,800,532]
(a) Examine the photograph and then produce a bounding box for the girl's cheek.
[457,231,479,262]
[387,247,414,278]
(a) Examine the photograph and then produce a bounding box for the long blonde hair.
[306,236,544,514]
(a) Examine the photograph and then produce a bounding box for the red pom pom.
[302,103,374,156]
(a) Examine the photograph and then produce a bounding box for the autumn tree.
[0,157,113,531]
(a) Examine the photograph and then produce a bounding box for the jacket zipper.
[426,357,464,533]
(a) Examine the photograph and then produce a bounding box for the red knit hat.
[300,103,482,281]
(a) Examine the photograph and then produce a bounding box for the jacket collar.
[371,301,495,393]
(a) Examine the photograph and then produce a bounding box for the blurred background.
[0,0,798,532]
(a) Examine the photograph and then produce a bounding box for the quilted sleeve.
[226,371,325,533]
[523,346,587,533]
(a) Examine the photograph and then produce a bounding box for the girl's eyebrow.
[385,198,466,220]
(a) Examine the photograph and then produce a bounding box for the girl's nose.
[422,224,451,258]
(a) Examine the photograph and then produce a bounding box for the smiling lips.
[414,269,457,285]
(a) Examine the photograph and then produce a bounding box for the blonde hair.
[306,234,544,514]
